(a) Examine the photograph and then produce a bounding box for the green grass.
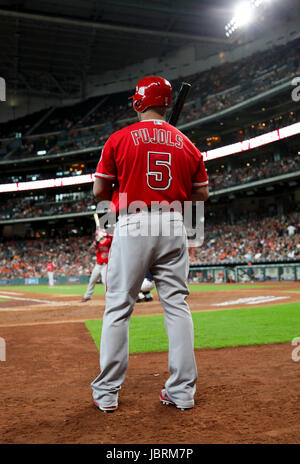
[0,282,270,296]
[0,298,8,302]
[85,302,300,353]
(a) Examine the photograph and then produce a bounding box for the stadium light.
[234,2,254,27]
[225,0,274,37]
[225,1,255,37]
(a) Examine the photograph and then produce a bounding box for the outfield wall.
[0,263,299,286]
[189,263,300,283]
[0,276,90,286]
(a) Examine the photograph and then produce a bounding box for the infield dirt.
[0,281,299,326]
[0,282,300,444]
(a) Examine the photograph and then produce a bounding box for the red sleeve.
[192,151,209,187]
[98,237,111,247]
[94,137,117,181]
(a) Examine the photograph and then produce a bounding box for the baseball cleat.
[81,297,91,302]
[136,292,146,303]
[93,401,118,413]
[159,390,193,411]
[144,292,153,302]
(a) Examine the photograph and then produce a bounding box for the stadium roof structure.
[0,0,230,98]
[1,0,298,100]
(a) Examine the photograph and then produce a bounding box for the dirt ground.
[0,281,299,326]
[0,282,300,444]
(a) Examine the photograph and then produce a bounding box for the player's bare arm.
[93,177,113,201]
[191,186,209,202]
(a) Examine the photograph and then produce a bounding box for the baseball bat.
[93,213,100,228]
[168,82,191,127]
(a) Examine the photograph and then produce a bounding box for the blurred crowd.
[197,111,297,152]
[209,152,300,190]
[0,194,95,220]
[11,109,297,159]
[0,150,299,220]
[0,211,299,279]
[0,236,94,279]
[1,37,299,160]
[189,211,300,265]
[179,41,299,125]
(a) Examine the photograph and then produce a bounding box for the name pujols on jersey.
[131,127,183,149]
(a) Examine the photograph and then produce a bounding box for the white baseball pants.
[84,263,107,299]
[91,211,197,410]
[48,271,54,287]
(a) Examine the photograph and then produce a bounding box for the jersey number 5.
[147,152,172,190]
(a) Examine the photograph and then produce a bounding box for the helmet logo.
[138,86,145,96]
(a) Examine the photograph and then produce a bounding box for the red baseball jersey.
[96,236,112,265]
[47,263,54,272]
[95,119,208,213]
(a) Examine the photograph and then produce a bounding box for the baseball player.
[91,76,209,412]
[46,261,54,287]
[81,229,113,302]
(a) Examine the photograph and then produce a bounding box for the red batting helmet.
[130,76,172,113]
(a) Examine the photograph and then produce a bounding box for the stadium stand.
[0,210,299,280]
[1,37,299,161]
[208,151,300,191]
[0,33,299,283]
[0,149,299,220]
[189,210,300,266]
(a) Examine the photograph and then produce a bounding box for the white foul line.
[213,296,290,306]
[0,290,24,295]
[0,294,57,304]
